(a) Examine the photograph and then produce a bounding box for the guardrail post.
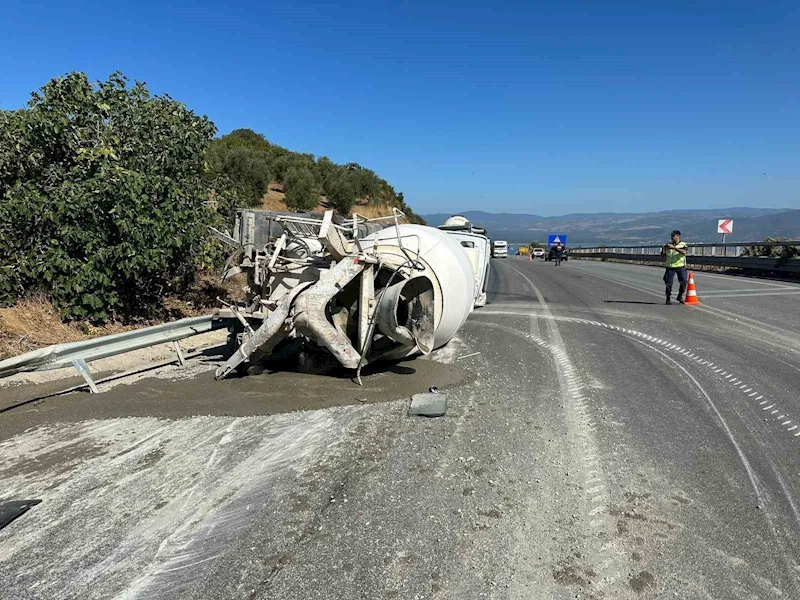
[173,341,186,367]
[72,359,99,394]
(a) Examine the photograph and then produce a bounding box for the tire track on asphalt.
[475,304,800,594]
[479,309,800,443]
[496,261,632,597]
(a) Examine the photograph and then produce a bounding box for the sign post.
[717,219,733,246]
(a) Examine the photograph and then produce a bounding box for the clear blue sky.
[2,1,798,216]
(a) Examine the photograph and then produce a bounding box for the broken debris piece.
[408,392,448,417]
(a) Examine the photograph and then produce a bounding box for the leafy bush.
[283,167,319,211]
[0,72,216,321]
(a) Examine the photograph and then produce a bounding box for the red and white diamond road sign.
[717,219,733,235]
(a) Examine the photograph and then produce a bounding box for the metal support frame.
[318,211,350,260]
[293,258,367,369]
[358,264,375,352]
[209,227,239,248]
[214,282,312,380]
[268,233,287,270]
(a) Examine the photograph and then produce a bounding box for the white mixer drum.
[362,224,476,349]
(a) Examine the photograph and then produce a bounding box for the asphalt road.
[2,258,800,599]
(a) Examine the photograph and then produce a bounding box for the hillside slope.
[423,208,798,244]
[259,182,403,220]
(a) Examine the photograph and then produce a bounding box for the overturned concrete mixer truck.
[438,215,491,308]
[210,209,489,382]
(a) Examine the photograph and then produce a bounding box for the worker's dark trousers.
[664,267,688,299]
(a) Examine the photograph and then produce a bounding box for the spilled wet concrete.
[0,353,474,441]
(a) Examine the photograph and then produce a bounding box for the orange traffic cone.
[684,272,701,305]
[529,253,532,261]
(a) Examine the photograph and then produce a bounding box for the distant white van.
[491,240,508,258]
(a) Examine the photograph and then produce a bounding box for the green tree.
[326,173,357,215]
[271,152,300,184]
[0,72,216,321]
[352,167,383,204]
[283,167,319,211]
[207,143,271,207]
[217,128,271,151]
[207,129,272,207]
[316,156,338,194]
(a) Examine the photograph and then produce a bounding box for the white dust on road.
[0,407,365,599]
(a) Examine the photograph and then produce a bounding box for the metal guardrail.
[570,241,800,274]
[0,314,230,392]
[573,241,800,250]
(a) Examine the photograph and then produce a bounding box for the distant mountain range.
[422,208,800,246]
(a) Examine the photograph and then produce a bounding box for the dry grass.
[0,284,228,361]
[0,296,134,360]
[260,183,290,211]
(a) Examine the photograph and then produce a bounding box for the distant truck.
[491,240,508,258]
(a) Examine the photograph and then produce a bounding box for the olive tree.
[283,167,319,211]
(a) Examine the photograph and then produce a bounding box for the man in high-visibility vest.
[661,229,688,305]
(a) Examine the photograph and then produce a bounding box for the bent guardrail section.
[0,314,230,391]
